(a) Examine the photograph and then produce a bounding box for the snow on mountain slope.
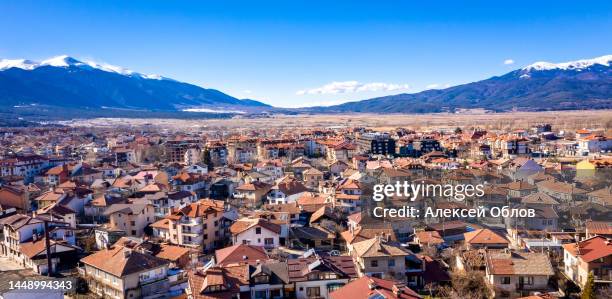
[0,55,167,80]
[523,54,612,71]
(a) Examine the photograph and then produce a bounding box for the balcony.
[180,219,200,226]
[594,270,612,283]
[182,228,202,235]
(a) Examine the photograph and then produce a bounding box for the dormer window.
[253,274,269,284]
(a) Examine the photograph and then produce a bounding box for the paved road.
[0,256,24,271]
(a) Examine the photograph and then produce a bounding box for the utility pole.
[44,219,52,277]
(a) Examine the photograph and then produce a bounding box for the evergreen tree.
[581,272,596,299]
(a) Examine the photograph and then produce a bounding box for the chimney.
[392,284,404,296]
[367,278,377,290]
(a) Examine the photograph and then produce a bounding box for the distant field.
[65,110,612,132]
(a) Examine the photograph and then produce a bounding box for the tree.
[581,272,596,299]
[201,148,213,171]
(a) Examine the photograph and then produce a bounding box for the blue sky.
[1,0,611,108]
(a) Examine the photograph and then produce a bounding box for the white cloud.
[504,59,515,65]
[242,89,252,94]
[426,83,440,89]
[296,81,409,95]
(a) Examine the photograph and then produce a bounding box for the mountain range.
[0,54,611,120]
[0,55,271,116]
[308,55,612,113]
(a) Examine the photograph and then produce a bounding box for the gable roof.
[352,237,410,258]
[330,276,421,299]
[229,218,281,235]
[464,229,509,245]
[562,235,612,263]
[215,244,269,266]
[485,251,554,276]
[81,245,169,277]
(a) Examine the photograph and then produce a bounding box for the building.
[153,199,225,251]
[103,203,155,237]
[562,236,612,288]
[357,132,396,156]
[80,245,170,299]
[463,229,509,250]
[485,250,555,298]
[288,255,358,299]
[351,236,410,280]
[230,218,281,249]
[330,276,422,299]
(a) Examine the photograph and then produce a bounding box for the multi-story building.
[103,203,155,237]
[80,245,170,299]
[153,199,225,251]
[356,132,396,155]
[0,155,49,183]
[350,236,410,280]
[562,236,612,288]
[164,139,201,163]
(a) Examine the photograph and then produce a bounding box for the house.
[302,167,324,189]
[506,205,559,231]
[153,199,225,251]
[0,184,30,212]
[18,237,80,275]
[288,255,358,299]
[536,180,587,202]
[267,176,309,205]
[587,186,612,207]
[463,229,509,250]
[79,245,170,299]
[585,220,612,238]
[562,236,612,288]
[234,181,272,207]
[103,203,155,237]
[214,244,270,266]
[351,236,410,280]
[186,261,290,299]
[341,225,397,252]
[0,213,44,257]
[485,250,555,298]
[330,276,422,299]
[414,230,444,247]
[335,178,363,213]
[230,218,281,249]
[0,213,78,274]
[84,194,127,223]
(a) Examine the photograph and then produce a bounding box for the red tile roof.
[330,276,421,299]
[562,235,612,263]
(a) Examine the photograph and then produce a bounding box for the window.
[255,227,261,234]
[501,277,511,284]
[522,276,534,285]
[130,221,135,226]
[264,238,274,245]
[306,287,320,298]
[388,259,395,267]
[370,260,378,267]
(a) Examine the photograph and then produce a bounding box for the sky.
[1,0,612,108]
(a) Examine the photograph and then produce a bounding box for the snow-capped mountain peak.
[41,55,83,67]
[0,55,167,80]
[523,54,612,71]
[0,59,39,70]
